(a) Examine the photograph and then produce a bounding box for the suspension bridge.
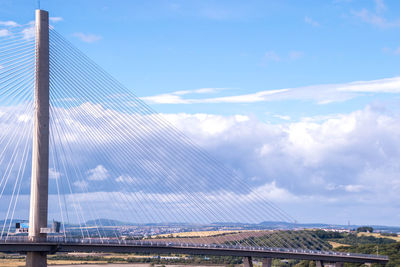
[0,9,389,267]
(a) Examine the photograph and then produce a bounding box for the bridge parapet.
[0,236,389,264]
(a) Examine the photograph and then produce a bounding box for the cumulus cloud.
[21,23,35,40]
[160,106,400,223]
[1,101,400,224]
[87,165,109,181]
[142,76,400,105]
[73,32,102,43]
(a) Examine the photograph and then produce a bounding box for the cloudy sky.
[1,0,400,226]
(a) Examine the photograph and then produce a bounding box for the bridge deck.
[0,238,389,264]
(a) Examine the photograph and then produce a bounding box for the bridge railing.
[0,236,388,260]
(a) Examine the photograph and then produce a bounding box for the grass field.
[328,241,350,248]
[152,230,240,238]
[0,258,110,266]
[152,230,272,244]
[357,232,400,242]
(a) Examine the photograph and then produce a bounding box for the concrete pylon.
[243,256,253,267]
[26,9,50,267]
[316,261,323,267]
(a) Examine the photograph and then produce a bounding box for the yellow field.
[48,260,109,265]
[0,258,25,267]
[152,230,240,238]
[357,232,400,242]
[0,258,110,266]
[328,241,350,248]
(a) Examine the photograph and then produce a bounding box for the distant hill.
[4,218,400,233]
[85,218,134,226]
[72,219,400,233]
[0,219,27,227]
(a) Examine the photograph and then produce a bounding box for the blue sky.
[2,0,400,120]
[1,0,400,226]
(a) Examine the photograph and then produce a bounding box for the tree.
[357,226,373,233]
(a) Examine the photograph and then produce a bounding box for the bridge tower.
[26,9,50,267]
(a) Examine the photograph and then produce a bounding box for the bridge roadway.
[0,237,389,264]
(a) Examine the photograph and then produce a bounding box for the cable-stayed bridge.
[0,9,389,267]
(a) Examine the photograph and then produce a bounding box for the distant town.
[3,219,400,239]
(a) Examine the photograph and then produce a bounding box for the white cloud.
[249,181,299,203]
[22,24,35,40]
[17,114,31,122]
[0,20,19,27]
[87,165,109,181]
[352,2,400,29]
[304,16,320,27]
[344,184,365,193]
[143,89,288,104]
[73,180,89,189]
[142,76,400,105]
[73,32,102,43]
[49,17,63,23]
[2,101,400,225]
[336,76,400,93]
[161,107,400,206]
[141,88,229,104]
[274,114,291,121]
[162,113,250,135]
[49,168,61,180]
[0,29,10,37]
[115,175,138,184]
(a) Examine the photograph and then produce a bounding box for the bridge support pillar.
[26,252,47,267]
[243,256,253,267]
[335,263,344,267]
[316,261,323,267]
[27,8,49,267]
[262,258,272,267]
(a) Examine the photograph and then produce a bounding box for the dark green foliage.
[48,253,242,265]
[380,232,398,237]
[356,226,374,233]
[311,230,396,246]
[310,230,398,267]
[314,229,344,239]
[336,243,400,267]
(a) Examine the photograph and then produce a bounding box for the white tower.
[26,9,50,267]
